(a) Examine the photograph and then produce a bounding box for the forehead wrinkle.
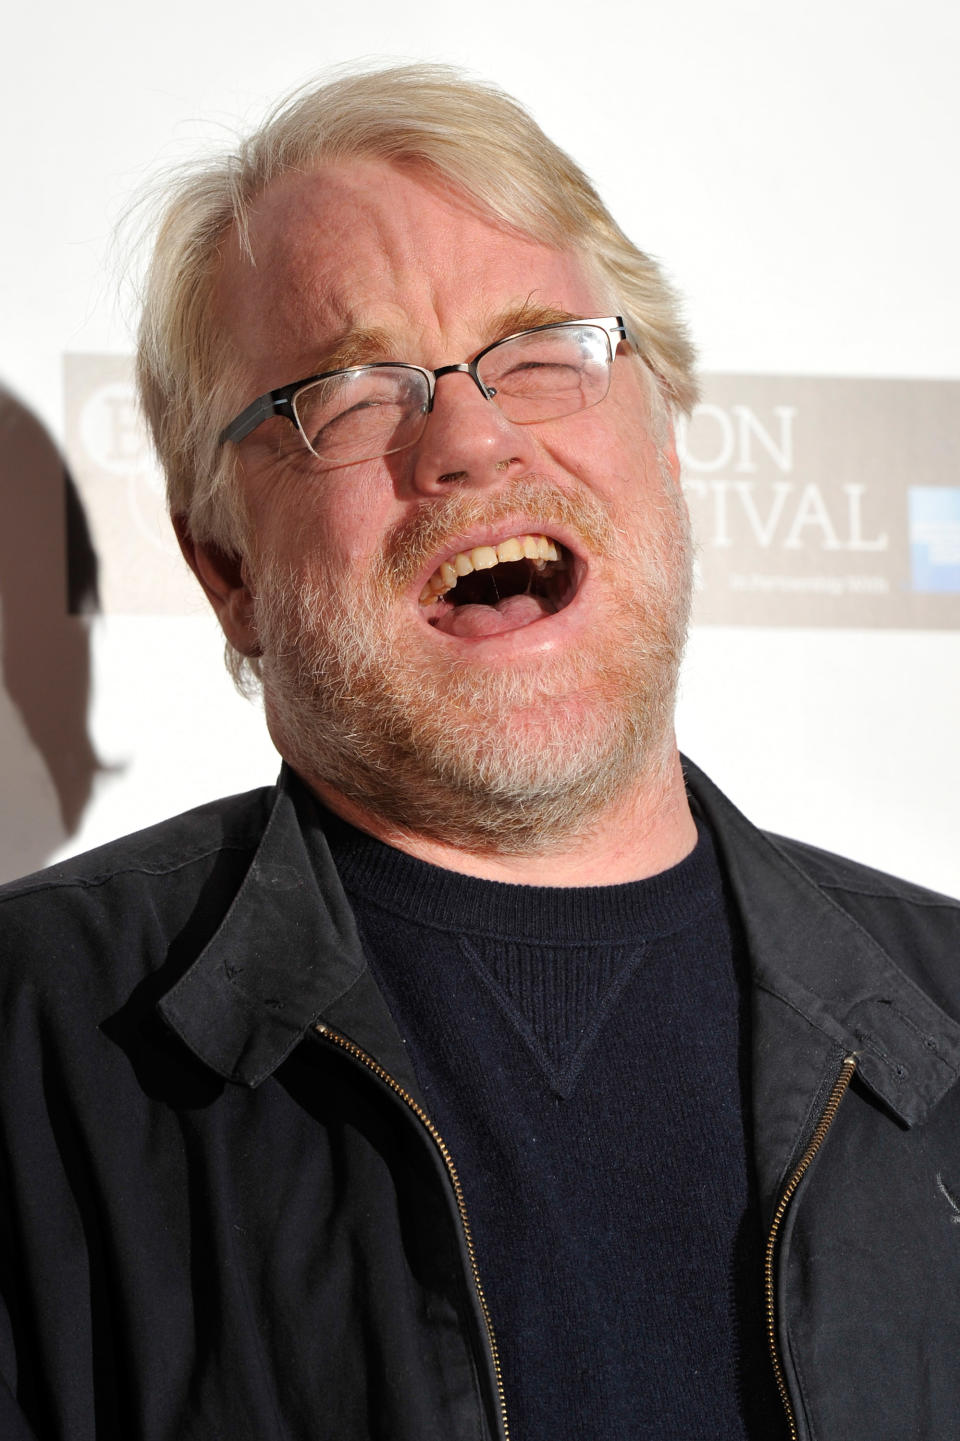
[226,161,608,382]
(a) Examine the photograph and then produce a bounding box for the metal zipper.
[315,1022,510,1441]
[764,1053,858,1440]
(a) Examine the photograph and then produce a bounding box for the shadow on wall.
[0,384,112,884]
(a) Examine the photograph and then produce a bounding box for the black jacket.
[1,760,959,1440]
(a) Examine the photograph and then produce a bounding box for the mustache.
[375,477,621,591]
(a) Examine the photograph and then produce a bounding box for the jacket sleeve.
[1,1096,41,1438]
[0,1376,40,1441]
[0,891,72,1441]
[0,1276,40,1440]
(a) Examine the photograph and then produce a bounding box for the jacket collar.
[158,765,418,1095]
[683,757,960,1126]
[159,759,960,1124]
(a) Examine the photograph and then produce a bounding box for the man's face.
[214,160,692,853]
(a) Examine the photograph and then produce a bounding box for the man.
[2,65,959,1441]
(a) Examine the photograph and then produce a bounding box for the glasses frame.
[218,316,632,461]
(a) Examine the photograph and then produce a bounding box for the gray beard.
[252,475,692,856]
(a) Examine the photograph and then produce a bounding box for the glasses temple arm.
[219,390,297,447]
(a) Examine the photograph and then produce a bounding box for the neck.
[297,747,697,887]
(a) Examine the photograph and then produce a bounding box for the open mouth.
[418,532,577,639]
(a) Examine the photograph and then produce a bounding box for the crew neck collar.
[315,801,722,944]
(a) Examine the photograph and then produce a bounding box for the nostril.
[437,470,469,485]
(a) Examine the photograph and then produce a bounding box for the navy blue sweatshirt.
[327,815,785,1440]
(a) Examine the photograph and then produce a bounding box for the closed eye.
[489,361,584,394]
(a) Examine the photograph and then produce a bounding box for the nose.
[406,369,535,496]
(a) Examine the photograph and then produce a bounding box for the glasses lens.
[292,366,429,466]
[477,324,614,424]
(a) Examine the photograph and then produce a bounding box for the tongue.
[436,593,552,638]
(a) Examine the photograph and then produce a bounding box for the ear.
[172,513,261,657]
[653,409,684,490]
[662,430,682,486]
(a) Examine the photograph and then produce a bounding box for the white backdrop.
[1,0,958,894]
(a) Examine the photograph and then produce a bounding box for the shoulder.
[766,830,960,989]
[684,752,958,923]
[737,824,960,1050]
[683,754,960,1009]
[0,785,277,1003]
[767,831,960,915]
[0,785,276,900]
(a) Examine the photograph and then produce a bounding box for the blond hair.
[135,63,698,555]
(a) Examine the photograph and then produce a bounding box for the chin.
[267,643,677,856]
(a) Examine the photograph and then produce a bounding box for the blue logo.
[909,487,960,593]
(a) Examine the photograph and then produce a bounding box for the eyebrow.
[484,302,583,343]
[309,303,585,376]
[310,327,397,375]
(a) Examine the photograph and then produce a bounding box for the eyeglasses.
[219,316,632,470]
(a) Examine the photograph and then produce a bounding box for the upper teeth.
[419,533,560,605]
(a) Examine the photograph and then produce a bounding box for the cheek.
[542,406,664,503]
[247,463,394,575]
[321,477,399,573]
